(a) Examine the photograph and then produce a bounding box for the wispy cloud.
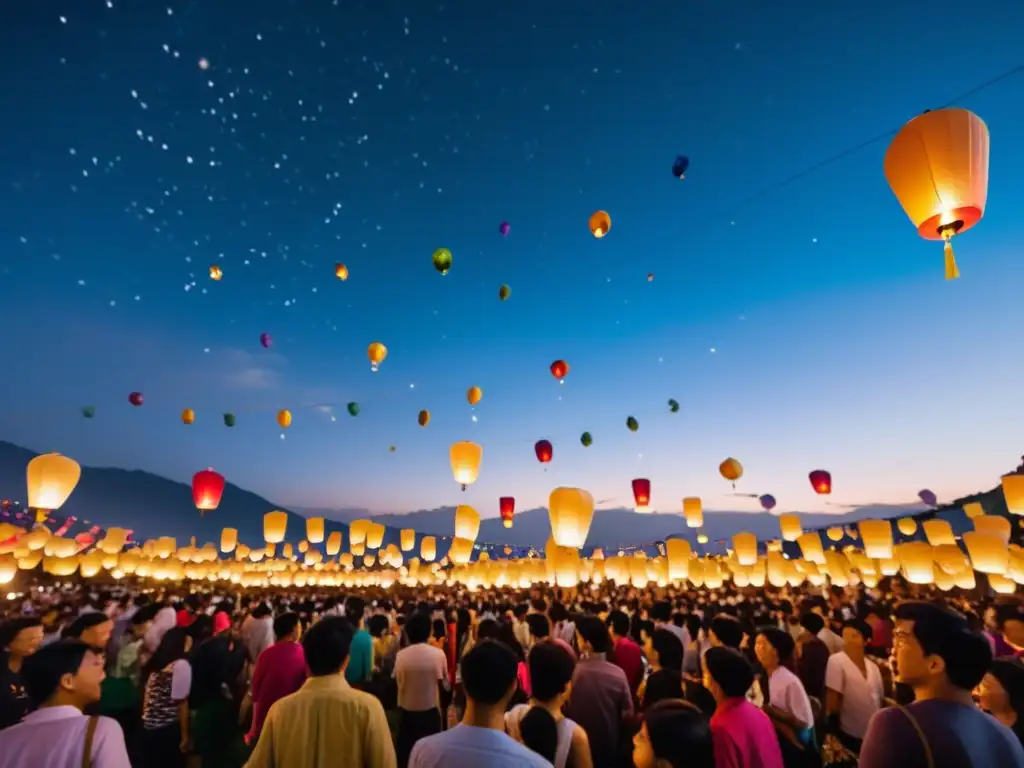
[214,348,286,391]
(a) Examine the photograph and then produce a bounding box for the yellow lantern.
[826,527,844,542]
[548,487,595,549]
[732,532,757,567]
[263,511,288,543]
[883,107,989,279]
[26,452,81,511]
[963,501,985,519]
[420,536,436,562]
[448,537,473,565]
[350,540,365,557]
[1002,475,1024,515]
[367,341,388,372]
[897,517,917,536]
[897,542,934,584]
[326,531,342,556]
[277,409,292,429]
[962,531,1009,575]
[220,528,238,554]
[454,505,481,542]
[449,441,483,490]
[973,514,1011,544]
[696,533,709,545]
[858,519,894,559]
[43,555,79,577]
[181,408,195,425]
[683,497,703,528]
[282,543,294,559]
[298,540,309,554]
[335,262,349,280]
[306,517,325,544]
[0,554,16,585]
[665,539,691,582]
[778,514,802,542]
[363,553,376,567]
[209,264,223,280]
[366,522,385,550]
[98,528,127,555]
[988,573,1018,594]
[797,532,826,565]
[155,537,177,559]
[922,519,955,547]
[400,529,415,552]
[467,386,483,406]
[349,519,369,546]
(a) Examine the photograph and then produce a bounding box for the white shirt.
[825,651,884,739]
[818,627,845,655]
[394,643,448,712]
[144,606,177,654]
[767,666,814,730]
[0,706,131,768]
[409,724,552,768]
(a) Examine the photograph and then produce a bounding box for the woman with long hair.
[139,626,192,768]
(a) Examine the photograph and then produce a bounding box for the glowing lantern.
[277,409,292,429]
[962,531,1008,575]
[282,543,293,559]
[0,555,16,585]
[449,441,483,490]
[665,539,691,581]
[989,573,1018,594]
[973,514,1011,544]
[632,478,651,513]
[335,263,349,280]
[797,532,826,565]
[432,248,453,275]
[363,553,376,567]
[306,517,325,544]
[897,517,918,536]
[809,469,832,495]
[418,410,430,427]
[220,528,237,553]
[696,533,709,545]
[548,487,594,549]
[732,532,757,567]
[191,469,225,514]
[467,386,483,406]
[448,537,473,565]
[350,540,365,557]
[826,527,844,542]
[550,360,569,382]
[367,341,388,372]
[263,511,288,543]
[324,531,342,556]
[779,514,802,542]
[349,520,368,546]
[1002,474,1024,515]
[719,458,743,484]
[922,519,955,547]
[534,440,553,464]
[883,108,989,280]
[588,210,611,238]
[683,497,703,528]
[455,505,481,542]
[181,409,195,425]
[963,501,985,519]
[400,529,415,552]
[420,536,436,562]
[366,523,385,549]
[858,519,894,559]
[897,542,935,584]
[499,497,515,529]
[298,540,309,554]
[26,453,81,511]
[209,265,223,280]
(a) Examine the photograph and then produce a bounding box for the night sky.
[1,1,1023,520]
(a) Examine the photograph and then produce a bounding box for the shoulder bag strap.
[82,715,99,768]
[898,706,935,768]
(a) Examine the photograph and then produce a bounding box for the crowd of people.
[2,577,1024,767]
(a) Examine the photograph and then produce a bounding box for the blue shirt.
[345,629,373,685]
[409,724,552,768]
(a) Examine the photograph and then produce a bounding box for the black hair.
[650,600,672,624]
[576,615,610,654]
[549,602,568,624]
[530,598,547,614]
[709,614,744,649]
[704,646,754,698]
[513,604,529,620]
[644,699,714,768]
[525,613,550,639]
[273,612,301,640]
[462,640,517,705]
[477,617,500,641]
[0,616,43,652]
[651,628,684,672]
[142,627,190,682]
[302,616,355,676]
[184,594,201,611]
[528,641,575,701]
[131,604,160,625]
[20,639,96,708]
[367,614,390,639]
[61,613,110,641]
[189,615,214,643]
[756,626,796,668]
[684,613,702,641]
[345,597,365,624]
[799,612,825,635]
[894,600,991,690]
[989,658,1024,714]
[841,619,873,643]
[606,610,630,638]
[406,612,432,645]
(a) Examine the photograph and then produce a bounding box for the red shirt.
[175,609,195,628]
[609,635,644,694]
[710,697,784,768]
[246,640,308,744]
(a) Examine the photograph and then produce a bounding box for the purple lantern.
[759,494,777,512]
[498,220,511,236]
[260,332,272,349]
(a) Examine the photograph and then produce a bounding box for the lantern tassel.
[943,235,959,280]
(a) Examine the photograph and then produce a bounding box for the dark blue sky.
[1,1,1023,519]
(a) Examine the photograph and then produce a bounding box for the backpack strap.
[898,706,935,768]
[82,715,99,768]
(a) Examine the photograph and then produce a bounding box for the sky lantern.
[632,478,651,513]
[534,439,553,464]
[549,487,595,548]
[668,399,680,413]
[859,519,895,559]
[918,489,937,507]
[498,284,511,301]
[588,210,611,238]
[733,532,757,566]
[450,441,483,490]
[499,496,515,528]
[400,529,415,552]
[277,409,292,429]
[454,504,481,541]
[467,386,483,406]
[432,248,453,274]
[192,468,225,514]
[672,154,690,179]
[759,494,777,512]
[884,108,989,280]
[418,409,430,427]
[808,469,831,495]
[580,431,593,447]
[181,408,195,425]
[209,265,223,280]
[223,413,236,427]
[778,513,802,542]
[220,528,238,554]
[367,342,387,371]
[683,497,703,528]
[897,517,918,537]
[260,332,272,349]
[1002,474,1024,515]
[128,392,144,407]
[550,360,569,382]
[626,416,639,432]
[26,453,81,512]
[366,522,385,549]
[334,263,349,280]
[326,531,342,556]
[499,221,511,236]
[719,458,743,488]
[306,517,325,544]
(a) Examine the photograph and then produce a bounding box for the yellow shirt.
[245,675,397,768]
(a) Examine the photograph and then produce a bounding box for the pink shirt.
[246,640,307,744]
[710,697,784,768]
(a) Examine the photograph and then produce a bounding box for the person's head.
[575,615,610,655]
[21,640,105,710]
[519,643,576,762]
[996,602,1024,651]
[130,604,158,638]
[606,610,630,640]
[303,616,354,676]
[461,640,518,713]
[406,612,432,645]
[251,603,272,620]
[646,629,684,673]
[703,646,754,702]
[841,619,873,653]
[431,618,446,643]
[525,613,550,641]
[650,601,672,625]
[978,658,1024,717]
[144,626,192,679]
[476,617,500,641]
[708,614,744,649]
[892,601,991,694]
[274,612,302,642]
[633,699,714,768]
[345,597,365,627]
[754,627,796,671]
[184,594,201,613]
[0,617,44,662]
[61,613,114,650]
[799,612,825,638]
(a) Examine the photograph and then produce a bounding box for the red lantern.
[499,496,515,528]
[809,469,832,495]
[632,478,651,510]
[549,360,569,381]
[192,468,226,514]
[534,440,553,463]
[128,392,144,406]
